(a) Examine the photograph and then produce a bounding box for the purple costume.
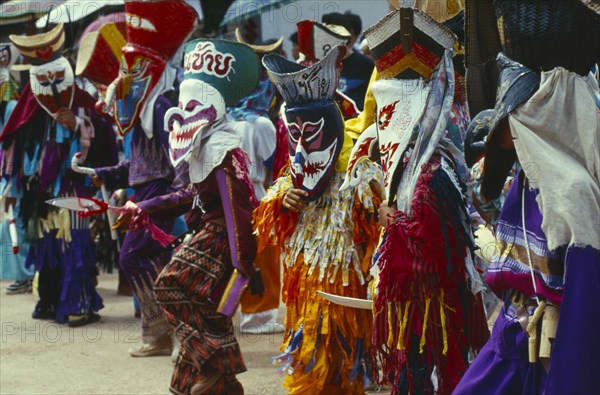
[454,174,600,395]
[457,1,600,393]
[1,84,111,324]
[96,95,176,343]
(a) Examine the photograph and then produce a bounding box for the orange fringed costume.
[254,161,383,395]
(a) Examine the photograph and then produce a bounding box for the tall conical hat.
[365,9,456,80]
[262,45,344,106]
[297,20,350,62]
[76,21,126,86]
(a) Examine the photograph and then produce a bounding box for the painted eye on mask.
[287,118,324,145]
[122,58,149,79]
[185,99,202,112]
[35,69,66,87]
[300,118,324,143]
[288,125,302,144]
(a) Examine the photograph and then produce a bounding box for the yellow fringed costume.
[254,160,383,395]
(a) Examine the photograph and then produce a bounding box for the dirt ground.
[0,274,389,395]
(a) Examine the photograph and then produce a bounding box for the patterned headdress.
[10,24,76,116]
[165,39,260,167]
[361,9,457,202]
[263,46,347,200]
[76,19,126,87]
[104,0,198,136]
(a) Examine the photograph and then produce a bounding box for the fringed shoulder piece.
[253,173,297,256]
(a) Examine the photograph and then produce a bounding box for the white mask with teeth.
[164,79,226,167]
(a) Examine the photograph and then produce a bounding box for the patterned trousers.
[155,222,246,395]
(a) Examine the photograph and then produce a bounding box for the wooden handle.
[526,301,546,363]
[540,305,559,359]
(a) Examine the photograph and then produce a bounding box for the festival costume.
[1,24,107,325]
[93,0,197,351]
[154,38,261,394]
[343,6,488,394]
[258,45,383,395]
[229,31,284,334]
[345,0,467,139]
[455,1,600,394]
[0,42,33,288]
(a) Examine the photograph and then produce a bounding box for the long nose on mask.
[114,74,133,100]
[293,142,306,186]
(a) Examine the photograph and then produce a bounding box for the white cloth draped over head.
[233,116,276,200]
[509,67,600,251]
[371,49,458,214]
[188,116,242,184]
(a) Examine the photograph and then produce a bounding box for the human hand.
[113,201,140,230]
[378,200,396,228]
[283,188,308,213]
[55,108,77,131]
[90,174,103,187]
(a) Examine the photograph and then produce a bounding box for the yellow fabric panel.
[100,23,126,60]
[344,69,378,140]
[334,128,354,172]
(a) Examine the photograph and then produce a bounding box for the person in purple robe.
[91,0,198,357]
[455,1,600,393]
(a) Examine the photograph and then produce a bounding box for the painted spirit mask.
[30,56,75,116]
[165,39,260,167]
[9,23,72,116]
[0,44,17,83]
[364,9,456,202]
[263,45,346,200]
[165,79,225,166]
[106,0,197,136]
[111,45,166,135]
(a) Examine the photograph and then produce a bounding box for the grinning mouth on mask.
[290,140,337,190]
[33,90,73,114]
[168,102,217,163]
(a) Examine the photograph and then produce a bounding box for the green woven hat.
[182,39,260,106]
